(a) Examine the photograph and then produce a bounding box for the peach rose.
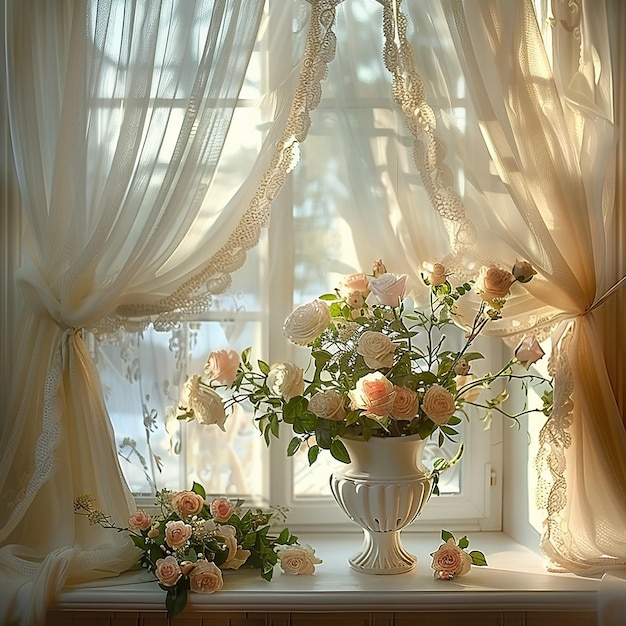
[181,375,227,431]
[423,262,448,287]
[348,372,396,420]
[511,260,537,284]
[390,386,420,421]
[155,555,182,587]
[189,560,224,593]
[128,509,152,531]
[338,272,370,297]
[204,349,240,387]
[215,525,251,570]
[430,538,472,579]
[308,390,347,421]
[171,490,205,518]
[474,265,515,302]
[210,497,235,523]
[366,273,407,307]
[267,362,304,400]
[283,300,331,346]
[356,331,396,369]
[164,520,192,550]
[276,544,322,575]
[422,384,456,425]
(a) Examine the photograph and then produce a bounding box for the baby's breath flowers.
[74,482,314,621]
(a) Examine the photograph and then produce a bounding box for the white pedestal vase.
[329,434,432,574]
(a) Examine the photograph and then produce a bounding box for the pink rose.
[423,262,448,287]
[283,300,331,346]
[356,331,396,369]
[155,555,182,587]
[338,272,370,298]
[348,372,396,420]
[390,386,420,421]
[171,490,205,518]
[189,560,224,593]
[308,390,347,421]
[366,273,407,307]
[128,509,152,531]
[475,266,515,302]
[430,538,472,579]
[164,520,192,550]
[267,362,304,400]
[210,497,236,523]
[204,350,240,387]
[515,335,545,369]
[276,544,322,575]
[422,384,456,425]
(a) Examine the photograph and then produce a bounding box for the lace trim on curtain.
[93,0,343,336]
[379,0,476,265]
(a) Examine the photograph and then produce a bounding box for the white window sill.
[54,532,603,614]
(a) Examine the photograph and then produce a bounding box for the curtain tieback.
[588,274,626,314]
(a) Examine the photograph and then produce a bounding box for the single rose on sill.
[276,544,322,575]
[430,530,488,580]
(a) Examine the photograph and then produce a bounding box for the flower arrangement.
[74,483,320,620]
[430,530,487,580]
[177,259,551,469]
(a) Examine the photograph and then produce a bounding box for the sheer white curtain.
[0,0,324,623]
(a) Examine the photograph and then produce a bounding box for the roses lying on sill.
[175,259,552,469]
[74,483,320,620]
[430,530,487,580]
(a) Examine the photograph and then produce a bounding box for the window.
[99,0,505,531]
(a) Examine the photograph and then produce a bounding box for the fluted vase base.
[349,530,417,574]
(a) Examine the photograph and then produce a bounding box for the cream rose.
[128,509,152,531]
[215,525,251,570]
[155,555,182,587]
[164,520,192,550]
[209,497,235,523]
[423,262,448,287]
[308,390,347,421]
[366,273,407,307]
[390,386,420,421]
[283,300,331,346]
[430,538,472,579]
[422,384,456,425]
[515,335,545,368]
[474,265,515,302]
[189,560,224,593]
[204,349,240,387]
[356,331,396,369]
[267,362,304,400]
[276,544,322,575]
[338,272,370,298]
[348,372,396,420]
[511,259,537,284]
[171,490,205,518]
[181,375,227,431]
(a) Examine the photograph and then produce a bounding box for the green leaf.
[330,439,351,464]
[166,583,188,619]
[308,445,320,466]
[441,529,454,542]
[470,550,488,566]
[191,481,206,499]
[258,360,270,375]
[286,437,301,457]
[458,536,470,550]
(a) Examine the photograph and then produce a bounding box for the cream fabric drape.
[0,0,333,623]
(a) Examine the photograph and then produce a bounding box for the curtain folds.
[0,0,337,623]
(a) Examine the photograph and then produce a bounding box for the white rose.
[283,300,331,346]
[356,331,396,369]
[422,384,456,425]
[430,538,472,579]
[276,544,322,575]
[308,390,347,421]
[181,375,227,431]
[366,273,407,307]
[267,362,305,400]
